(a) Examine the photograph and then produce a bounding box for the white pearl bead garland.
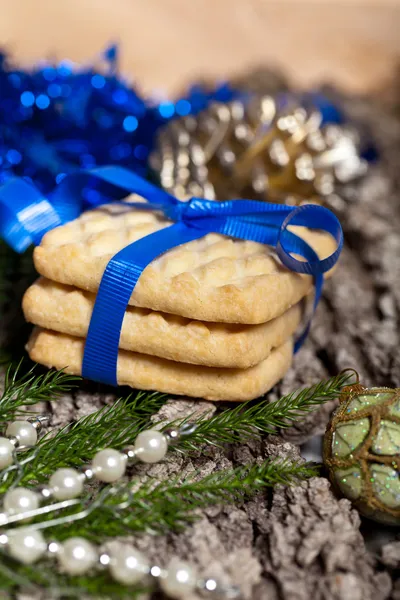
[92,448,127,483]
[57,537,98,575]
[1,531,239,599]
[49,468,84,500]
[7,528,46,565]
[6,421,37,447]
[133,429,168,463]
[0,415,49,473]
[109,545,149,584]
[0,416,239,597]
[4,487,39,516]
[160,557,197,598]
[1,427,174,524]
[0,436,14,469]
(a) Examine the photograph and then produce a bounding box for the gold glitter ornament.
[150,95,367,203]
[323,380,400,525]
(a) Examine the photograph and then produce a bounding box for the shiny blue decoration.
[0,46,240,195]
[0,166,343,387]
[0,46,155,192]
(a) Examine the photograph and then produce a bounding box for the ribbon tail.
[51,165,176,218]
[293,271,323,353]
[82,222,207,386]
[0,178,62,252]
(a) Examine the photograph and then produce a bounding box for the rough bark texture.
[1,90,400,599]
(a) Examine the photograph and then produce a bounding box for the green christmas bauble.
[323,383,400,525]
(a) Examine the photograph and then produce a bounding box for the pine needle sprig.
[0,362,80,424]
[0,374,347,490]
[168,372,352,451]
[34,458,318,541]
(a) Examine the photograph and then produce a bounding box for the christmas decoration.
[0,358,350,593]
[0,46,157,191]
[324,379,400,525]
[0,528,241,599]
[0,421,202,521]
[150,94,367,203]
[0,46,241,196]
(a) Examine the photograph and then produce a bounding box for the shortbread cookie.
[23,278,302,368]
[26,328,293,402]
[34,200,337,324]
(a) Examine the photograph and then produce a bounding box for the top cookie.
[34,199,337,324]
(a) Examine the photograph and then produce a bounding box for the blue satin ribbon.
[0,166,343,387]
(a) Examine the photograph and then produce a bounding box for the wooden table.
[0,0,399,94]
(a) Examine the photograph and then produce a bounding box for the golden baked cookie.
[23,278,302,368]
[26,328,293,402]
[34,200,337,324]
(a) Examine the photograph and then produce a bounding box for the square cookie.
[34,200,337,324]
[27,328,293,402]
[23,278,302,369]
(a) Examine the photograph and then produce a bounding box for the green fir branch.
[32,458,318,542]
[0,361,80,425]
[0,374,347,490]
[102,459,317,535]
[168,372,352,451]
[0,369,347,597]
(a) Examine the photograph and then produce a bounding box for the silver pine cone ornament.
[150,94,367,203]
[323,382,400,525]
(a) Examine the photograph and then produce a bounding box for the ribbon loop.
[277,204,343,276]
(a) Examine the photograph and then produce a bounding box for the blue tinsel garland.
[0,45,237,194]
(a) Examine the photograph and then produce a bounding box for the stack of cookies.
[23,200,336,402]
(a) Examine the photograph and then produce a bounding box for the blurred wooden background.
[0,0,399,95]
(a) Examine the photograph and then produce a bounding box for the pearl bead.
[4,487,39,515]
[92,449,126,483]
[49,468,84,500]
[133,430,168,463]
[6,421,37,447]
[58,537,97,575]
[0,436,14,469]
[160,558,197,598]
[109,545,149,584]
[7,528,46,564]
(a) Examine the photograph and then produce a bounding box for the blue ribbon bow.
[0,166,343,387]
